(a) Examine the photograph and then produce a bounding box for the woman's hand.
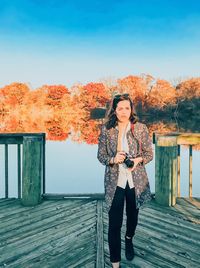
[114,151,126,164]
[128,157,143,171]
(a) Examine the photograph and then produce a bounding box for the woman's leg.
[108,186,125,263]
[124,184,139,260]
[125,184,139,239]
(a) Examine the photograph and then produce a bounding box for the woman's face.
[115,100,131,123]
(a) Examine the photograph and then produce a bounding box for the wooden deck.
[0,197,199,268]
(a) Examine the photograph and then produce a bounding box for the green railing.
[0,133,46,205]
[153,132,200,206]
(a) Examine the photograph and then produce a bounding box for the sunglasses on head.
[114,93,129,99]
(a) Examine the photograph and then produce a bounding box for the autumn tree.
[147,79,177,109]
[1,75,199,141]
[0,82,30,107]
[41,85,70,107]
[45,119,69,141]
[0,83,30,132]
[100,77,118,96]
[117,74,154,111]
[176,78,200,100]
[70,119,100,145]
[77,82,110,110]
[175,78,200,116]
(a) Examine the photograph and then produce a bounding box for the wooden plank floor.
[104,198,200,268]
[0,197,199,268]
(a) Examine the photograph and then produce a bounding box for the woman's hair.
[104,93,138,129]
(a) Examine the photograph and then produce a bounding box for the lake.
[0,134,199,198]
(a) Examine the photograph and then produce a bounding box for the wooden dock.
[0,197,199,268]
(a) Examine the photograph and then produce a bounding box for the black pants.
[108,182,139,262]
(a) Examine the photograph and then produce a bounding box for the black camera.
[124,153,134,168]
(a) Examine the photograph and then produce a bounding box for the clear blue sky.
[0,0,200,88]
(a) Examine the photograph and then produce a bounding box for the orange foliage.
[0,83,29,106]
[0,75,200,144]
[78,82,110,109]
[117,75,154,104]
[45,120,69,141]
[41,85,70,107]
[148,122,178,137]
[176,78,200,99]
[70,119,100,145]
[147,80,176,109]
[25,88,47,106]
[1,117,20,132]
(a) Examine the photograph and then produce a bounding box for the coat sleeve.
[97,125,113,166]
[140,124,153,165]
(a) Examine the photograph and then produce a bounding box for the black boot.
[125,237,135,261]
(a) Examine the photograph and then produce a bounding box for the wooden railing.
[153,132,200,206]
[1,131,199,208]
[0,133,45,205]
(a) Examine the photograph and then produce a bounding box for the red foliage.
[81,82,109,109]
[45,121,69,141]
[0,83,29,106]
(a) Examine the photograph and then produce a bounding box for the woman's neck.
[118,121,129,129]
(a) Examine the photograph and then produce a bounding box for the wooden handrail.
[0,133,46,204]
[153,132,200,206]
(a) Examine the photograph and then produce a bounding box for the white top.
[116,122,134,189]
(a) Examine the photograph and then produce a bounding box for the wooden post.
[155,135,178,206]
[17,144,21,199]
[21,136,43,206]
[5,144,8,198]
[189,145,192,198]
[42,135,46,195]
[177,145,181,197]
[96,200,104,267]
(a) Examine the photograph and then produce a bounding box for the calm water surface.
[0,140,199,198]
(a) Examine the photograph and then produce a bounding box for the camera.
[124,153,134,168]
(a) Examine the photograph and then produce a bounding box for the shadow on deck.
[0,197,199,268]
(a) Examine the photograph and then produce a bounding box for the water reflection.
[0,80,200,197]
[1,80,200,143]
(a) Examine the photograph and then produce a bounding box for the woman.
[97,94,153,268]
